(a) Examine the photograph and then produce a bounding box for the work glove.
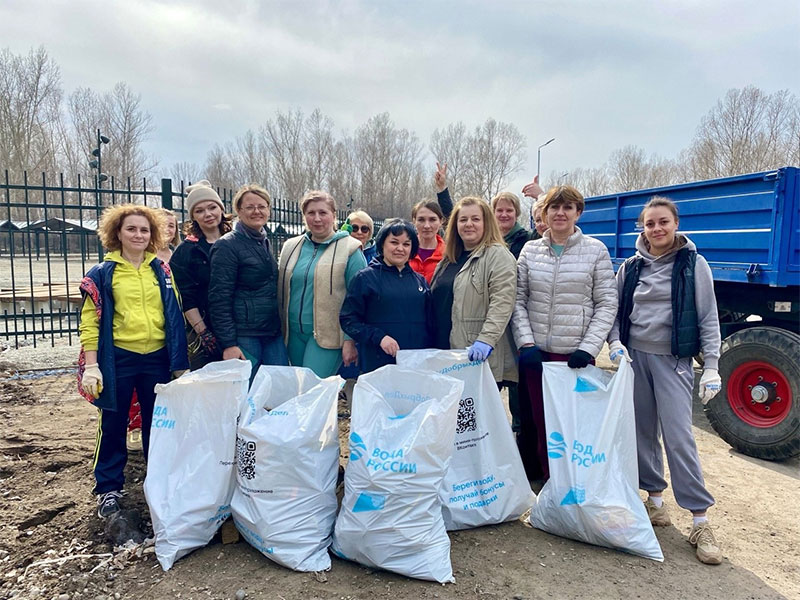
[519,346,544,371]
[81,363,103,399]
[198,329,219,355]
[567,350,593,369]
[172,369,189,380]
[467,341,493,362]
[699,368,722,405]
[608,341,632,365]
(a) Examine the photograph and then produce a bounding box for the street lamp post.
[88,129,110,189]
[537,137,555,180]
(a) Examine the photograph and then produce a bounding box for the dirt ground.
[1,355,799,600]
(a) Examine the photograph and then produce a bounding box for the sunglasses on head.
[352,225,371,234]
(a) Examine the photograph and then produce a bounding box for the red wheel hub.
[727,360,792,427]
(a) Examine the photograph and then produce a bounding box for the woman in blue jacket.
[340,219,431,373]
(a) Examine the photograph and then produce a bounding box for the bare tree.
[261,109,306,201]
[64,82,157,187]
[461,118,527,201]
[0,46,62,180]
[430,122,469,197]
[687,86,800,179]
[353,112,425,218]
[304,108,334,191]
[328,136,360,210]
[170,161,203,186]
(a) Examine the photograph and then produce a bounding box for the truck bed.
[580,167,800,287]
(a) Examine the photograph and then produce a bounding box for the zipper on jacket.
[546,251,562,350]
[298,243,320,334]
[138,266,153,348]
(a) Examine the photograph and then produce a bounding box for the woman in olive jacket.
[430,196,517,384]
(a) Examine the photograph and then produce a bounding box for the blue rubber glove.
[467,341,493,362]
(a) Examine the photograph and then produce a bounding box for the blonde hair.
[233,184,271,212]
[444,196,505,263]
[300,190,336,214]
[490,191,521,217]
[98,204,165,254]
[159,208,181,247]
[347,209,374,235]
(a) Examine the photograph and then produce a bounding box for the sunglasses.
[352,225,371,234]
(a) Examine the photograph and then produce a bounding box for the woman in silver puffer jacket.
[511,185,617,484]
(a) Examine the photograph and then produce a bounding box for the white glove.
[608,341,632,365]
[82,363,103,399]
[699,368,722,405]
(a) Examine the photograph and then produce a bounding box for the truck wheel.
[705,326,800,460]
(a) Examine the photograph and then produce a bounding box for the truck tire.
[705,326,800,460]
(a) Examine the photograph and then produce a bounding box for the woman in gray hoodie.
[608,196,723,566]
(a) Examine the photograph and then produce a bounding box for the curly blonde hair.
[97,204,166,254]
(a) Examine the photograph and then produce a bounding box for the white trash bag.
[144,359,251,570]
[231,366,342,572]
[529,360,663,561]
[331,365,463,583]
[396,349,533,530]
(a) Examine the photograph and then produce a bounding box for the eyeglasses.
[352,225,371,234]
[241,205,269,213]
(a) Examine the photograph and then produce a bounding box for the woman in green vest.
[278,190,367,378]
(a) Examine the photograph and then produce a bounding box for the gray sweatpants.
[630,348,715,513]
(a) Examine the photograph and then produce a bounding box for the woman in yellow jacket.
[78,204,188,519]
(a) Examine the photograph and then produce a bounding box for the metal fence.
[1,170,376,348]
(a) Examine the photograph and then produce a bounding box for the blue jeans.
[237,335,289,383]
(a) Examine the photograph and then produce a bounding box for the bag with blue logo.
[529,360,663,561]
[144,359,252,570]
[230,366,342,572]
[331,365,464,583]
[396,349,534,530]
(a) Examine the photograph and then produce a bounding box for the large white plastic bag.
[331,365,464,583]
[231,366,342,572]
[396,349,533,530]
[144,359,251,570]
[529,360,663,561]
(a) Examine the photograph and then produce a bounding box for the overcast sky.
[1,0,798,193]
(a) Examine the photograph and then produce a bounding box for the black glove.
[567,349,593,369]
[199,329,219,356]
[519,346,544,371]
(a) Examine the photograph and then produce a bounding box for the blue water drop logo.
[349,432,367,461]
[547,431,567,459]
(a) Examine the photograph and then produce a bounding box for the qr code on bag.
[456,397,477,434]
[236,436,256,480]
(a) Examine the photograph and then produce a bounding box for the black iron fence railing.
[1,171,379,348]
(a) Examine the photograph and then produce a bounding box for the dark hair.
[182,214,233,239]
[638,195,679,226]
[411,199,445,221]
[375,218,419,261]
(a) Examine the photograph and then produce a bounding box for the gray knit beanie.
[185,180,224,217]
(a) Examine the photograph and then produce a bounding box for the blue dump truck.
[582,167,800,460]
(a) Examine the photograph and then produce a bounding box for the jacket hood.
[103,250,158,267]
[504,223,527,242]
[305,229,351,246]
[636,232,695,262]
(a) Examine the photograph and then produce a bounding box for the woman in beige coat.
[430,196,517,384]
[511,185,617,483]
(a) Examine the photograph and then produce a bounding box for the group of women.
[77,170,724,565]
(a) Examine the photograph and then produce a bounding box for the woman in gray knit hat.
[170,180,231,368]
[607,196,723,565]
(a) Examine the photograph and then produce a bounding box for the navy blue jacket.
[339,259,432,373]
[79,260,189,412]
